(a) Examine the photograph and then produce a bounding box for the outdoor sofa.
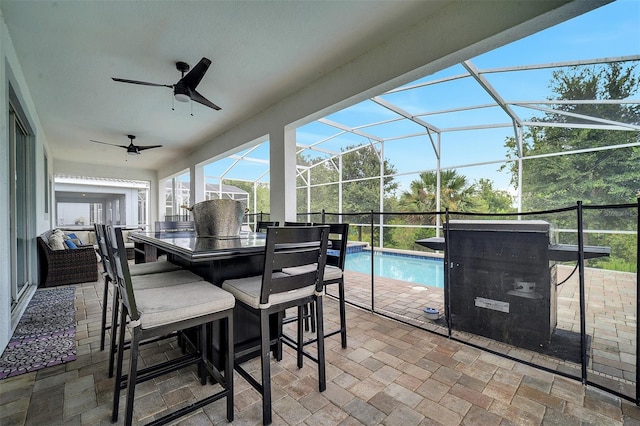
[37,229,98,287]
[37,227,141,287]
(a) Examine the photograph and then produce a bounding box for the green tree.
[503,63,640,211]
[297,144,398,214]
[386,170,479,250]
[398,170,477,222]
[341,144,398,213]
[502,62,639,271]
[471,178,515,213]
[224,179,271,216]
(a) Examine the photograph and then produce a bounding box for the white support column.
[517,126,524,214]
[379,142,384,249]
[270,126,297,223]
[306,168,311,217]
[253,182,258,218]
[157,176,166,223]
[436,133,442,237]
[338,156,343,218]
[190,164,205,206]
[171,178,177,216]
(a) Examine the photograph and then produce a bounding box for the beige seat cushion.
[323,265,343,281]
[222,274,315,309]
[133,281,235,329]
[129,261,182,276]
[282,264,342,281]
[131,269,203,290]
[121,229,138,240]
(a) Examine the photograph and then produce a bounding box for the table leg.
[134,241,158,263]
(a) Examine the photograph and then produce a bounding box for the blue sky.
[205,0,640,195]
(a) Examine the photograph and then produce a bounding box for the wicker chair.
[38,230,98,287]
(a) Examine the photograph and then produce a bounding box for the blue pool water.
[345,251,444,288]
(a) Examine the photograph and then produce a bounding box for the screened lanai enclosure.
[160,2,640,403]
[201,52,639,221]
[163,176,249,221]
[196,48,639,266]
[188,2,639,237]
[192,51,640,276]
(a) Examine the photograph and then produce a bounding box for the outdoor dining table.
[129,230,277,365]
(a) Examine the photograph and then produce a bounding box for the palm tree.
[399,170,476,223]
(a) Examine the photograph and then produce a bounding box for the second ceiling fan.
[112,57,221,111]
[89,134,161,155]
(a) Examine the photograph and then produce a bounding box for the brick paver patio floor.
[1,265,639,425]
[333,265,638,400]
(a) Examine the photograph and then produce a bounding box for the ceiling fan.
[89,134,162,156]
[112,57,221,111]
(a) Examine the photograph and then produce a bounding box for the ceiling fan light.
[174,93,190,103]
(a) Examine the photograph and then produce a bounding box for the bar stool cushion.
[324,265,343,281]
[222,274,316,309]
[134,281,235,329]
[282,264,342,281]
[131,269,204,290]
[129,260,181,276]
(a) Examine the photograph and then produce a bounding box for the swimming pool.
[345,251,444,288]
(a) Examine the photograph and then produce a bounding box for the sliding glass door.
[9,105,31,305]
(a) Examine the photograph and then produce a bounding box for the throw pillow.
[49,233,66,250]
[66,233,84,245]
[65,239,78,249]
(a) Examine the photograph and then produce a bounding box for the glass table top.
[130,231,267,260]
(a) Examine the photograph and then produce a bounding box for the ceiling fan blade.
[191,90,221,111]
[112,77,172,88]
[89,139,129,149]
[136,145,163,151]
[182,57,211,90]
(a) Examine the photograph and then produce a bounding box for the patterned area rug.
[0,287,76,379]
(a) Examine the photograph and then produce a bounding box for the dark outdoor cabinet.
[447,220,557,350]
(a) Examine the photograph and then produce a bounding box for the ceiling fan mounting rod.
[176,61,190,76]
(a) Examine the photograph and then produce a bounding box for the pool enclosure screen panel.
[447,220,557,350]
